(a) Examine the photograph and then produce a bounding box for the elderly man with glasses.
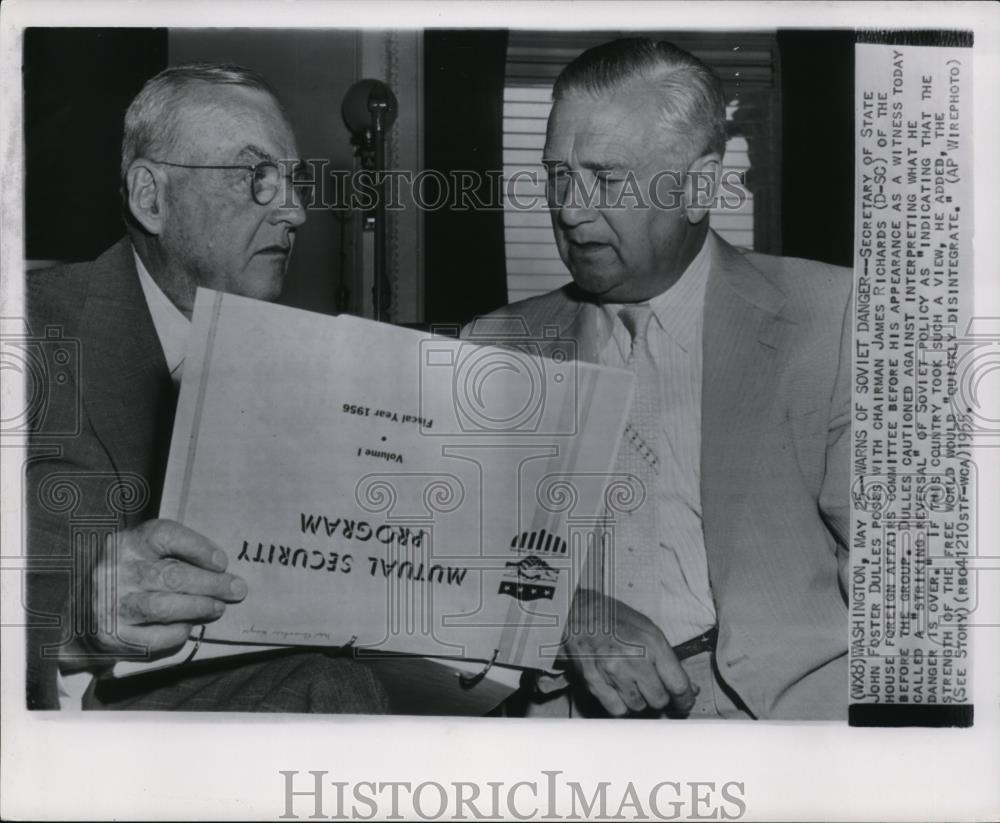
[25,63,389,712]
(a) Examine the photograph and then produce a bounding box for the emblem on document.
[498,528,567,602]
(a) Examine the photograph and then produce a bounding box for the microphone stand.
[342,80,397,323]
[371,96,389,323]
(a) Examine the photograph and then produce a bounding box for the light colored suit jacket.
[469,231,853,719]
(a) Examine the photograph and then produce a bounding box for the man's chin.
[569,268,627,301]
[234,258,287,302]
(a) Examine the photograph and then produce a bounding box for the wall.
[23,28,168,263]
[778,30,855,267]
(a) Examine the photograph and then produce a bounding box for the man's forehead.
[173,84,297,159]
[544,91,653,165]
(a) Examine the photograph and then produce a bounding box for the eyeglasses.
[149,159,306,207]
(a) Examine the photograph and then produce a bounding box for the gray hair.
[553,38,727,164]
[120,62,283,184]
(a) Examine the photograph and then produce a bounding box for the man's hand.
[563,588,697,717]
[85,519,247,660]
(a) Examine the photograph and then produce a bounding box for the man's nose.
[557,200,593,228]
[271,195,306,228]
[552,174,596,227]
[270,186,307,227]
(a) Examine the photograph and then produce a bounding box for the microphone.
[341,79,398,145]
[341,80,398,322]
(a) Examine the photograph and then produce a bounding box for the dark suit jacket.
[26,238,179,708]
[468,231,853,719]
[25,239,391,714]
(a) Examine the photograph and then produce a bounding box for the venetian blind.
[503,31,780,303]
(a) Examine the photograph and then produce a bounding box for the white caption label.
[851,43,974,717]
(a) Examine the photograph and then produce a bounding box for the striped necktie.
[605,303,664,618]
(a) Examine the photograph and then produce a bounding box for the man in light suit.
[473,39,851,719]
[26,63,388,712]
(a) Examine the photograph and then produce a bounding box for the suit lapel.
[700,233,791,570]
[78,239,175,514]
[551,236,791,548]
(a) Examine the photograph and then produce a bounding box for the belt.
[671,626,718,661]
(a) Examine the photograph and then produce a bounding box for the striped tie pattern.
[605,304,667,628]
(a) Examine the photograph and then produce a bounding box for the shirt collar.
[132,247,190,384]
[598,234,712,358]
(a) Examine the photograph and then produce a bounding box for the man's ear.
[683,152,722,225]
[125,161,167,235]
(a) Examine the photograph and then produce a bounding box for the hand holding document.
[132,289,632,707]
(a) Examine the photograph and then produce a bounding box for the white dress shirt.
[594,238,717,646]
[133,249,190,386]
[56,247,191,709]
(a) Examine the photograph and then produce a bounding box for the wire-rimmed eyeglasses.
[149,159,306,207]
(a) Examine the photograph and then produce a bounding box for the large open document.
[133,289,631,708]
